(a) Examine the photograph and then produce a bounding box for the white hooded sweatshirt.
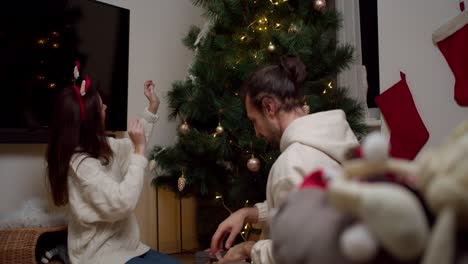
[67,108,158,264]
[251,109,359,264]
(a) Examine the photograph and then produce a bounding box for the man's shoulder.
[273,142,338,172]
[273,142,314,167]
[279,142,320,158]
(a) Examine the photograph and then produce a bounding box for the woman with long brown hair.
[46,69,179,264]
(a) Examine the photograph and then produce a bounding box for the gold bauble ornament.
[216,123,224,135]
[269,0,288,5]
[247,155,261,172]
[240,34,248,42]
[179,122,190,134]
[267,42,276,52]
[178,173,186,192]
[314,0,326,11]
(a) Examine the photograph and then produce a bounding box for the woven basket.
[0,225,66,264]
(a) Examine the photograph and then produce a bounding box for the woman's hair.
[46,84,112,206]
[240,55,307,112]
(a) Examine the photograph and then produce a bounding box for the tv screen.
[0,0,129,143]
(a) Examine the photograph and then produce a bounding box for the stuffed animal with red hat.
[272,132,430,264]
[272,124,468,264]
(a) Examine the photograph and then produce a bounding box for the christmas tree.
[149,0,366,246]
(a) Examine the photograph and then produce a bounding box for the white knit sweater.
[67,108,158,264]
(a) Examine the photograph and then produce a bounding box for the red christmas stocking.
[375,72,429,160]
[432,1,468,106]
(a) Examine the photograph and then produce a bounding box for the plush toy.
[328,175,429,262]
[272,133,429,264]
[40,244,70,264]
[272,185,354,264]
[339,123,468,264]
[393,122,468,264]
[272,123,468,264]
[329,132,430,262]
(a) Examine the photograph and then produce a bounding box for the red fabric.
[299,169,327,190]
[375,72,429,160]
[461,1,465,12]
[73,85,85,121]
[436,12,468,106]
[84,74,91,92]
[353,147,363,158]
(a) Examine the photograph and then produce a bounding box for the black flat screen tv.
[0,0,129,143]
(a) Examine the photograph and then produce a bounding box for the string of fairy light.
[36,31,62,89]
[215,195,259,240]
[238,0,326,53]
[177,114,264,173]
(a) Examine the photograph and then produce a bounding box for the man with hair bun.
[210,55,359,264]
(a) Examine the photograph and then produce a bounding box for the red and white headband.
[72,60,91,120]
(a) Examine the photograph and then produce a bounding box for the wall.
[378,0,468,149]
[0,0,203,253]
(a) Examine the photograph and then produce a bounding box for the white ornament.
[154,147,167,157]
[80,80,87,95]
[194,20,213,47]
[73,66,79,80]
[188,74,197,83]
[149,160,156,172]
[189,20,214,84]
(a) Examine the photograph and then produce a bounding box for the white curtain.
[335,0,371,115]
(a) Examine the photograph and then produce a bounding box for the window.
[335,0,381,125]
[359,0,379,108]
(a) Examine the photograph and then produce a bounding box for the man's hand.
[218,241,255,264]
[210,207,258,254]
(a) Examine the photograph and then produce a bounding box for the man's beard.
[265,128,282,149]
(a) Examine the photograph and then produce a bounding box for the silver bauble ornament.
[247,155,261,172]
[179,122,190,134]
[314,0,326,11]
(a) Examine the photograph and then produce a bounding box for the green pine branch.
[151,0,367,215]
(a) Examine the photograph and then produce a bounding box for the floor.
[172,253,195,264]
[172,253,250,264]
